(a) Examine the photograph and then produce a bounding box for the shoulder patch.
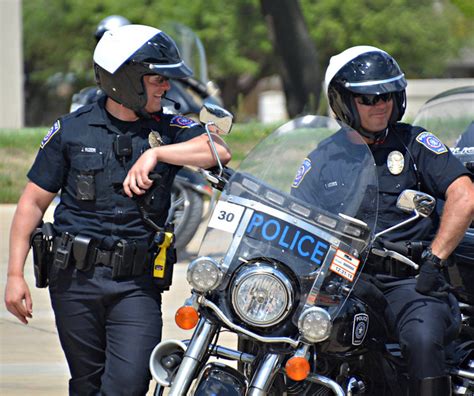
[40,120,61,149]
[292,158,312,188]
[415,131,448,154]
[170,115,199,128]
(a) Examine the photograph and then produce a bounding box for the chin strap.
[358,127,388,144]
[134,108,154,119]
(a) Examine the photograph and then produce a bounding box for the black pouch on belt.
[72,235,95,272]
[111,239,135,279]
[30,222,55,288]
[131,241,148,276]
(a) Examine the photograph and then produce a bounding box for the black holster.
[30,222,55,288]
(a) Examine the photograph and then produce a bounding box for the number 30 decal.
[218,211,235,222]
[208,201,245,233]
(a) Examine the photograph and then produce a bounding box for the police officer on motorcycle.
[95,14,131,42]
[294,45,474,395]
[5,24,230,395]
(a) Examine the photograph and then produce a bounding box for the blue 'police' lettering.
[289,230,301,250]
[311,241,328,265]
[246,213,264,233]
[262,219,280,240]
[278,225,291,248]
[245,212,329,266]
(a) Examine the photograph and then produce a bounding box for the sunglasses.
[149,75,170,85]
[355,92,393,106]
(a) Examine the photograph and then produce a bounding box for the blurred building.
[0,0,24,128]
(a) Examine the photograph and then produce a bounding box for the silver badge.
[387,150,404,175]
[148,131,163,148]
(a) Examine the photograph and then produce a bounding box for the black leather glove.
[415,257,451,298]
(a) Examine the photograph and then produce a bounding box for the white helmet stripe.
[94,25,162,74]
[148,61,186,70]
[344,73,405,88]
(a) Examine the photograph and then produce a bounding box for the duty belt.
[52,233,152,279]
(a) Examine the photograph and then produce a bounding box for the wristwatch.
[421,247,447,268]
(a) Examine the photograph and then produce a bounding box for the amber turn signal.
[175,306,199,330]
[285,356,310,381]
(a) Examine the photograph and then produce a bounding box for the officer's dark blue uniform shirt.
[28,96,205,248]
[292,123,471,242]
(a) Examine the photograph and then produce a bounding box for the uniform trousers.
[49,264,162,395]
[384,278,460,380]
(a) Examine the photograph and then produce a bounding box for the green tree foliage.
[301,0,471,78]
[23,0,472,125]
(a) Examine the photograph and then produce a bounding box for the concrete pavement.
[0,204,234,395]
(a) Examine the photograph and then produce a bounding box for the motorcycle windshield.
[413,86,474,148]
[164,22,209,83]
[198,115,379,324]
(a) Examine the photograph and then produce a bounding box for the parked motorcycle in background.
[148,107,474,395]
[413,85,474,332]
[413,85,473,170]
[69,23,221,250]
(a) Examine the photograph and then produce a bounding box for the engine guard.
[193,362,247,396]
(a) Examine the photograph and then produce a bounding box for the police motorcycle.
[69,22,220,250]
[149,107,474,395]
[413,85,474,339]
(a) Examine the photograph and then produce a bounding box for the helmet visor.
[344,73,407,95]
[142,60,193,79]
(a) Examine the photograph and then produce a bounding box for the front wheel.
[171,182,204,250]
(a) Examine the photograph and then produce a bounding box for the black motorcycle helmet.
[325,46,407,135]
[93,24,193,116]
[95,15,131,42]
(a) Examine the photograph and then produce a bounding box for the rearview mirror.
[374,190,436,241]
[199,103,233,135]
[396,190,436,218]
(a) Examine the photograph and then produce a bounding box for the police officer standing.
[292,46,474,395]
[5,24,231,395]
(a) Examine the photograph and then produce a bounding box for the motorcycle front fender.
[194,362,247,396]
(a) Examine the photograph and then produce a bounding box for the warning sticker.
[329,249,360,282]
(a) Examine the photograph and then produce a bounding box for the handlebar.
[382,241,409,256]
[201,166,234,191]
[371,240,420,270]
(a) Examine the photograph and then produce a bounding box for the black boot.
[409,375,451,396]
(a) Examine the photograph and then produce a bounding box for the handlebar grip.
[382,241,409,256]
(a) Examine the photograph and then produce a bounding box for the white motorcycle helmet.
[325,45,407,134]
[93,24,193,116]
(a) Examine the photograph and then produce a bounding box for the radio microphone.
[162,93,181,111]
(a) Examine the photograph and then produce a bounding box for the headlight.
[187,257,223,292]
[231,264,293,327]
[298,307,332,343]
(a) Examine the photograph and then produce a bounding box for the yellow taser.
[153,232,174,278]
